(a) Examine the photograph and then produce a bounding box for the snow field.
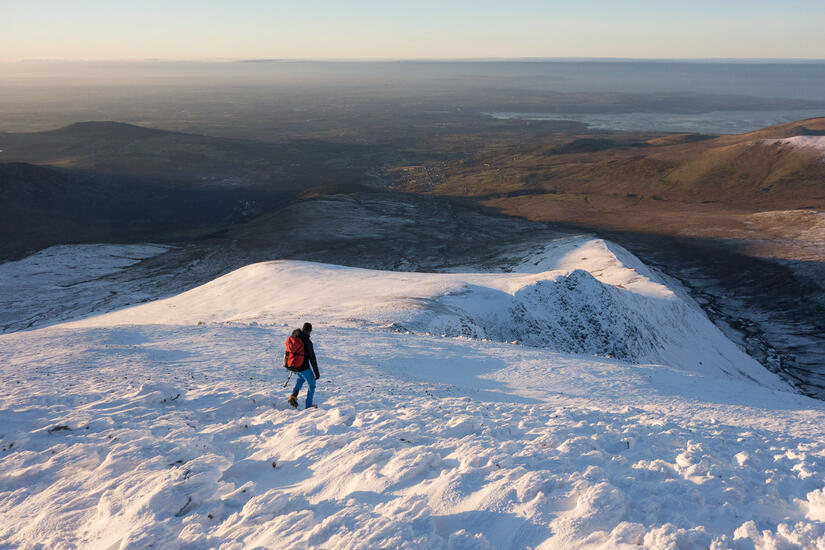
[66,238,789,390]
[2,324,825,549]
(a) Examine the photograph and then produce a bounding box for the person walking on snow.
[284,322,320,409]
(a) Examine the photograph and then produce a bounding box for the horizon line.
[6,56,825,64]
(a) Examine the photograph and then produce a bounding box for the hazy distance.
[1,60,824,137]
[3,0,825,60]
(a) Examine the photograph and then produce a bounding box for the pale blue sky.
[2,0,824,61]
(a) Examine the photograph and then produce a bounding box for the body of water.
[486,109,825,134]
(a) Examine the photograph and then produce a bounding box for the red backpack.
[284,335,305,369]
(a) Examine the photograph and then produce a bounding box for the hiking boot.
[287,394,298,408]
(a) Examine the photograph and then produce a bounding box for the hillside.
[0,163,93,257]
[2,240,824,548]
[408,117,825,232]
[0,161,274,260]
[0,121,373,191]
[0,121,395,260]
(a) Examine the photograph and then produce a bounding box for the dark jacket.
[284,328,319,379]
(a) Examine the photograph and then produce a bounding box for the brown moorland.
[400,117,825,262]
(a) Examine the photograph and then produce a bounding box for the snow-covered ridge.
[70,238,786,390]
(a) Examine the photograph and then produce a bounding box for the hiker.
[284,322,320,409]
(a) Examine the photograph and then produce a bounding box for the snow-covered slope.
[764,135,825,158]
[0,244,171,333]
[2,238,824,549]
[68,238,788,390]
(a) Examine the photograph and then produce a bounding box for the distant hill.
[0,121,385,260]
[0,121,375,192]
[48,121,174,139]
[424,117,825,209]
[406,118,825,236]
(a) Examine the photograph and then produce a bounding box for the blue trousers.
[290,369,316,408]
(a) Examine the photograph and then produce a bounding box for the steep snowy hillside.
[1,239,824,549]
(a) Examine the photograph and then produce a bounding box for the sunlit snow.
[765,135,825,158]
[1,238,824,549]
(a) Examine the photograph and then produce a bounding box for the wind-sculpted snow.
[2,238,820,549]
[1,325,824,549]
